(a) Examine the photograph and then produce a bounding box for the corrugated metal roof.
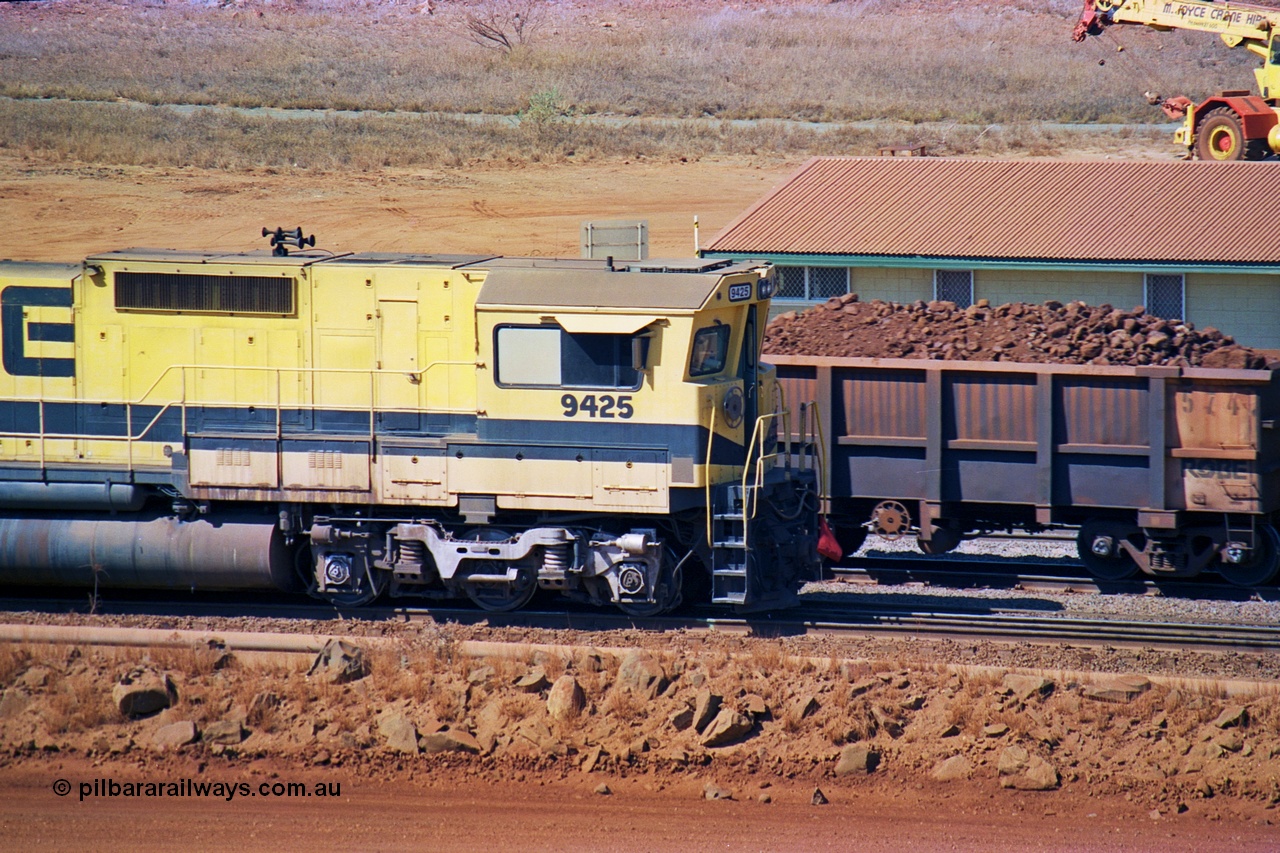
[706,158,1280,265]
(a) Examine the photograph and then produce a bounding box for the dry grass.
[0,2,1257,121]
[46,679,114,734]
[0,1,1230,166]
[598,684,648,725]
[144,644,227,679]
[0,645,30,685]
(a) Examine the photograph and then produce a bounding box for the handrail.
[7,359,479,465]
[704,396,718,547]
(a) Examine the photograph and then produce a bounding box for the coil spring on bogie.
[399,539,427,567]
[543,543,571,574]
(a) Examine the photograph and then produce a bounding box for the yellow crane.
[1073,0,1280,160]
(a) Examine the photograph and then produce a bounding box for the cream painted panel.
[1186,274,1280,350]
[974,270,1143,309]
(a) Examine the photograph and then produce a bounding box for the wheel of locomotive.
[1217,524,1280,588]
[615,547,684,618]
[1195,109,1246,162]
[464,564,539,612]
[918,525,962,556]
[320,567,390,608]
[1076,519,1142,581]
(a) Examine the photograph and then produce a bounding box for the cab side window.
[689,324,730,377]
[496,326,640,390]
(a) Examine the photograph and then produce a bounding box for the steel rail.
[831,561,1280,600]
[2,593,1278,654]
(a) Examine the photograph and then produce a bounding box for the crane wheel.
[1195,109,1244,161]
[1193,108,1269,161]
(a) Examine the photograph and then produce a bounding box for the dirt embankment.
[764,295,1271,369]
[3,632,1279,828]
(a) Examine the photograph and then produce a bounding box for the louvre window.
[115,272,295,315]
[934,270,973,308]
[773,266,849,300]
[1145,274,1185,320]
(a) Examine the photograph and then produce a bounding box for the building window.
[1145,274,1185,320]
[934,270,973,308]
[773,266,849,300]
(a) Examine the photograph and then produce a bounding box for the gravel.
[803,535,1280,627]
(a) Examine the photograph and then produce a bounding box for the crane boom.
[1073,0,1280,160]
[1074,0,1277,46]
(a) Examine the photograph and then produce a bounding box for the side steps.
[710,483,753,605]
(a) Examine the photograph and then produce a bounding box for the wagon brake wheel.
[1217,524,1280,588]
[870,500,911,542]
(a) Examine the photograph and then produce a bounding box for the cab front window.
[690,324,730,377]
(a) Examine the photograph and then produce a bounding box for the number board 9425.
[728,283,753,302]
[562,394,634,419]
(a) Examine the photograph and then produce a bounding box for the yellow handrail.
[6,359,479,466]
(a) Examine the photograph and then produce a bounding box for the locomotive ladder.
[709,400,822,606]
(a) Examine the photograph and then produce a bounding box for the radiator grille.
[115,272,295,315]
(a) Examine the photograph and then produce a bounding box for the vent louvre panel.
[115,272,294,315]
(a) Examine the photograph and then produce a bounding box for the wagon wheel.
[918,525,962,556]
[464,564,539,612]
[1217,524,1280,588]
[1076,519,1142,582]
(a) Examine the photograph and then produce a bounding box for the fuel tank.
[0,514,298,592]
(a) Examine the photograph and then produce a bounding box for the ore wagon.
[769,354,1280,585]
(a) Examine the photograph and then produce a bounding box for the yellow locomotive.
[0,230,820,612]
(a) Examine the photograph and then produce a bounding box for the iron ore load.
[769,296,1280,587]
[0,231,821,612]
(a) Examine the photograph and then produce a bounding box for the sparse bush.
[463,0,544,55]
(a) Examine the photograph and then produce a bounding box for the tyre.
[1194,108,1248,162]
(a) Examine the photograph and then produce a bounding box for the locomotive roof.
[0,260,82,278]
[84,248,494,268]
[475,258,762,311]
[80,250,764,311]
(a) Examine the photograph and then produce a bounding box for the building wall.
[1186,273,1280,350]
[975,269,1143,311]
[850,267,933,304]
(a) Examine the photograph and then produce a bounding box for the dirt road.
[4,756,1277,853]
[1,153,791,262]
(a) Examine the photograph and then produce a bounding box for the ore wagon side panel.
[768,355,1280,526]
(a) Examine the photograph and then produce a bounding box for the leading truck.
[1073,0,1280,160]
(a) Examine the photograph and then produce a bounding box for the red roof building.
[704,157,1280,348]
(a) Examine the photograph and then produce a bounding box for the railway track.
[2,586,1278,655]
[832,555,1280,601]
